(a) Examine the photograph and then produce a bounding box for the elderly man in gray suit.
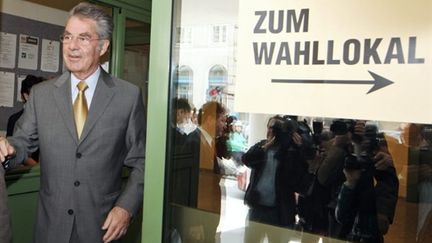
[0,166,12,242]
[0,2,145,243]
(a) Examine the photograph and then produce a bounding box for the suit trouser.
[0,171,12,243]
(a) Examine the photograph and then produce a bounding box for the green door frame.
[142,0,172,242]
[95,0,151,78]
[95,0,172,242]
[110,6,125,78]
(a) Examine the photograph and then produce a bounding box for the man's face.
[267,118,276,140]
[176,109,190,124]
[216,113,227,137]
[62,16,109,80]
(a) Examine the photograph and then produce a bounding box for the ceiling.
[24,0,83,12]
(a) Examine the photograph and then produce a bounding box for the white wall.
[1,0,68,25]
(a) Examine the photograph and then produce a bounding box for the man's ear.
[99,40,110,56]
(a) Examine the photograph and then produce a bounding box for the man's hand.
[261,136,275,151]
[0,136,16,162]
[343,168,362,189]
[333,134,351,148]
[374,152,394,171]
[292,132,302,146]
[102,206,131,243]
[352,120,366,144]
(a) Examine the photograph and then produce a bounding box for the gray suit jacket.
[9,69,146,243]
[0,167,12,243]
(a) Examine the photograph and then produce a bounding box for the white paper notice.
[0,72,15,107]
[18,34,39,70]
[41,39,60,72]
[0,32,17,69]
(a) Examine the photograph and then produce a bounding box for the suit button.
[68,209,74,215]
[74,181,80,187]
[76,153,82,158]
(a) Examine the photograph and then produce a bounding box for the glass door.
[123,18,150,110]
[159,0,432,243]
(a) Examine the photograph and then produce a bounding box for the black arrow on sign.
[271,71,394,94]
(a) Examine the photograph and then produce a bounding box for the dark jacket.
[335,166,399,242]
[242,139,308,226]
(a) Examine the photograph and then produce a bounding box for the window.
[176,27,192,44]
[212,25,226,43]
[208,64,227,85]
[175,65,193,99]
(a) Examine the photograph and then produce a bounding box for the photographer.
[335,150,398,242]
[315,120,361,239]
[317,120,398,241]
[242,115,308,243]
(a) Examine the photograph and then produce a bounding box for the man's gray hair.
[69,2,113,40]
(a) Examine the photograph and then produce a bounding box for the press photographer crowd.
[170,99,432,243]
[236,116,399,243]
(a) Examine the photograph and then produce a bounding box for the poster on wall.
[41,39,60,72]
[0,71,15,107]
[0,32,17,69]
[18,34,39,70]
[235,0,432,124]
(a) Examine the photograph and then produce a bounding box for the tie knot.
[77,81,88,92]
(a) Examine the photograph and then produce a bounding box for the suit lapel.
[53,72,79,144]
[79,69,115,142]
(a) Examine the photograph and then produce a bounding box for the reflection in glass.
[123,18,150,109]
[166,0,430,242]
[175,65,194,100]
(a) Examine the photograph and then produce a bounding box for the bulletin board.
[0,12,65,131]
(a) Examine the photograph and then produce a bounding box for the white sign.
[0,32,17,69]
[0,71,15,107]
[18,34,39,70]
[236,0,432,123]
[41,39,60,72]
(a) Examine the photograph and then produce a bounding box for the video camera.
[330,119,365,144]
[329,119,385,170]
[271,116,316,159]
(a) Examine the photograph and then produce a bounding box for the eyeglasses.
[60,34,101,46]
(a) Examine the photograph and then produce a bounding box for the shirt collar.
[199,127,213,146]
[71,67,101,90]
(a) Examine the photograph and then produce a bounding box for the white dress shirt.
[70,67,101,109]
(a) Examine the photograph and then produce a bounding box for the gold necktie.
[73,81,88,139]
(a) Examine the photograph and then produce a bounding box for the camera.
[330,119,364,143]
[343,124,382,171]
[344,153,374,171]
[271,117,298,147]
[330,119,355,135]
